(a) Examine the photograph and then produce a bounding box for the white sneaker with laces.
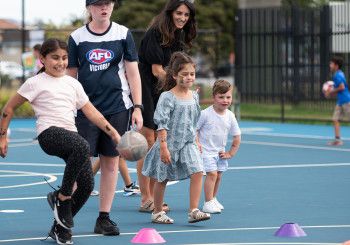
[203,199,221,214]
[213,197,224,210]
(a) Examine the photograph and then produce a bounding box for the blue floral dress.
[142,91,203,182]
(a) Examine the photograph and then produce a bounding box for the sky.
[0,0,86,25]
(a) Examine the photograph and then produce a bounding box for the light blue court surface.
[1,119,350,245]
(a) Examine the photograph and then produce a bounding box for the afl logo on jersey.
[86,49,114,65]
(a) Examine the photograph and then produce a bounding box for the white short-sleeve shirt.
[197,105,241,157]
[18,72,89,135]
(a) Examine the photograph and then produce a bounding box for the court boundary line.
[0,224,348,243]
[0,170,56,189]
[243,140,350,152]
[243,131,350,141]
[228,162,350,170]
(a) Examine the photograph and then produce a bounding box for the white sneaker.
[213,197,224,210]
[90,190,99,196]
[203,199,221,214]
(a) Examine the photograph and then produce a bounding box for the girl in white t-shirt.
[0,38,122,245]
[196,80,241,214]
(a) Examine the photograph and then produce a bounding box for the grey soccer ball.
[117,131,148,161]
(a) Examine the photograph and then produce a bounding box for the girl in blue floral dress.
[142,52,210,224]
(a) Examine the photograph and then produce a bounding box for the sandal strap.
[190,209,208,219]
[143,200,153,209]
[153,211,173,223]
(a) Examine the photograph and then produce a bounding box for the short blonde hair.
[212,79,232,96]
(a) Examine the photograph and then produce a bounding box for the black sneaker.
[48,220,73,245]
[123,182,140,195]
[47,191,74,229]
[94,216,120,236]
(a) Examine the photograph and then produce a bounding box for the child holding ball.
[324,56,350,146]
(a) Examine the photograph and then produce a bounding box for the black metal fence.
[234,3,350,121]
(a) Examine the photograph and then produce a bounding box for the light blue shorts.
[202,155,228,173]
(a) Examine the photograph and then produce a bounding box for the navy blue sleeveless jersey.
[68,22,138,116]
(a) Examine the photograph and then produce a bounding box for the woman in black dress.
[137,0,197,213]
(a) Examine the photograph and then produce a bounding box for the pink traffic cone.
[131,228,166,244]
[274,223,307,237]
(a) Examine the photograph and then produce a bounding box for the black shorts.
[75,110,131,157]
[142,81,160,130]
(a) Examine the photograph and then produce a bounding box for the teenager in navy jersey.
[67,0,143,236]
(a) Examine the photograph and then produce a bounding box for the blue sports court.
[0,119,349,244]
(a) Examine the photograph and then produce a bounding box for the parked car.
[0,61,29,79]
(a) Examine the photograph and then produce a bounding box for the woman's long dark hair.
[160,51,195,91]
[37,38,68,74]
[149,0,197,48]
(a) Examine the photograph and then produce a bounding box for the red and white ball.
[322,80,334,94]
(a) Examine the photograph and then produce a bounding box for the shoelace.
[40,219,56,242]
[104,217,117,227]
[44,178,60,191]
[44,178,75,205]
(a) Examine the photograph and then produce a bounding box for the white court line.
[243,131,350,141]
[0,225,349,243]
[8,142,38,147]
[243,140,350,152]
[228,162,350,170]
[0,162,65,167]
[8,138,36,143]
[0,170,56,189]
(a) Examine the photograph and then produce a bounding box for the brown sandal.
[139,200,154,213]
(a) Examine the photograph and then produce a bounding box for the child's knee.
[206,171,217,179]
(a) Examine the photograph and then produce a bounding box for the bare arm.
[158,129,171,164]
[329,83,345,96]
[81,102,121,145]
[66,67,78,79]
[325,83,345,98]
[196,130,202,153]
[151,64,166,82]
[0,94,28,157]
[125,60,143,130]
[219,135,241,159]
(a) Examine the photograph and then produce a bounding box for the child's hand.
[196,142,202,153]
[112,133,121,146]
[219,150,231,159]
[324,90,331,98]
[0,138,8,158]
[160,147,171,164]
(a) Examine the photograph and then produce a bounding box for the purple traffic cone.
[275,223,307,237]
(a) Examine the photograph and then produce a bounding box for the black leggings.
[38,126,94,217]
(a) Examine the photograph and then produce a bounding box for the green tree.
[113,0,237,74]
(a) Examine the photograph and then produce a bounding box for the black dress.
[138,28,184,129]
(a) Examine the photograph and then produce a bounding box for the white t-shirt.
[18,72,89,136]
[197,105,241,157]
